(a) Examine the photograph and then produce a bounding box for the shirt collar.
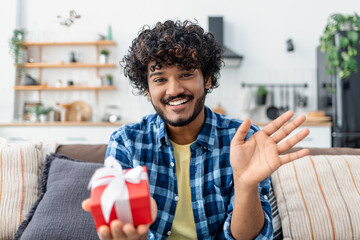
[195,105,216,151]
[156,116,169,147]
[156,105,217,151]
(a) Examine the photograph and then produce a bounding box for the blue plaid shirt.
[105,106,273,239]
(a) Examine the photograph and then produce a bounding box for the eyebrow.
[149,72,163,78]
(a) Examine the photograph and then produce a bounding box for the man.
[83,20,309,239]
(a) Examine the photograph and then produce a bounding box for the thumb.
[82,198,91,212]
[232,119,251,145]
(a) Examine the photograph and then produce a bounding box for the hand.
[230,111,310,188]
[82,197,158,240]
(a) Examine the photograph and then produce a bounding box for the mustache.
[161,94,194,104]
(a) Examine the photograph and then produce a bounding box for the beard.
[150,90,206,127]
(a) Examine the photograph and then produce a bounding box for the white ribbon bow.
[88,156,147,224]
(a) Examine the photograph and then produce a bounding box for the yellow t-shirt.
[168,140,197,240]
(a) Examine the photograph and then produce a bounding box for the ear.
[205,76,212,90]
[146,89,151,100]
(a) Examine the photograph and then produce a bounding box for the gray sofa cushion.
[14,153,102,240]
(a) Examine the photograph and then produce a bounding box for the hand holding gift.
[83,156,157,240]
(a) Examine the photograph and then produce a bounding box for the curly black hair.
[122,20,223,96]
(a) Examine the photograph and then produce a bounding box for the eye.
[181,73,193,78]
[154,78,166,83]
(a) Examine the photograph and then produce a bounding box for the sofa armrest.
[284,147,360,155]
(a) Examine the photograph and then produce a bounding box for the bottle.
[107,25,112,40]
[69,51,77,62]
[76,105,82,121]
[61,104,71,122]
[54,102,61,121]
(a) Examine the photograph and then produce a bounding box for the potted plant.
[256,85,268,105]
[105,74,113,85]
[319,13,360,90]
[100,49,109,64]
[31,105,53,122]
[9,29,26,83]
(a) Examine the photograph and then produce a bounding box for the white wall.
[1,0,359,122]
[0,1,17,122]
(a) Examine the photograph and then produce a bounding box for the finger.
[271,114,306,143]
[110,220,126,239]
[279,148,310,165]
[81,198,91,212]
[232,119,251,145]
[137,224,151,236]
[262,111,294,136]
[98,225,112,240]
[277,128,310,153]
[122,223,138,239]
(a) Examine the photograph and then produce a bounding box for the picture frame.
[23,102,42,121]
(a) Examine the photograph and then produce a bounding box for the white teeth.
[168,99,188,106]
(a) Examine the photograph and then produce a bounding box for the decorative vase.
[107,25,112,40]
[39,114,47,123]
[256,95,267,105]
[100,54,108,64]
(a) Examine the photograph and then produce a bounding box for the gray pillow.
[14,153,102,240]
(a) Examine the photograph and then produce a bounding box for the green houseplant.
[31,105,53,122]
[100,49,110,64]
[319,13,360,84]
[105,74,113,85]
[100,49,109,56]
[256,85,268,105]
[9,29,27,82]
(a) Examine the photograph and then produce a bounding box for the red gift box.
[88,158,152,230]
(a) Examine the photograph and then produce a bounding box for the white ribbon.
[88,156,148,224]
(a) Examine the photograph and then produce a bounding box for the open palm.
[230,111,310,187]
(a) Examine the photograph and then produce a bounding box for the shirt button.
[167,231,171,236]
[170,162,175,167]
[264,195,268,200]
[203,146,207,150]
[175,196,180,201]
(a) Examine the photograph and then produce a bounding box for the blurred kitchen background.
[0,0,359,147]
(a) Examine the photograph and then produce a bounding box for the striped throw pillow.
[0,144,46,240]
[271,155,360,240]
[269,185,283,240]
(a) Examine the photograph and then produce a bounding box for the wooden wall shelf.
[22,40,116,46]
[0,121,125,127]
[14,86,116,91]
[13,40,118,119]
[20,63,117,68]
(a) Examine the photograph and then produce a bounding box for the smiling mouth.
[163,94,193,107]
[167,98,190,106]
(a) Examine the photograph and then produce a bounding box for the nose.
[166,78,185,96]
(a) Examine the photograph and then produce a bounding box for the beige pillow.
[271,155,360,240]
[0,143,53,240]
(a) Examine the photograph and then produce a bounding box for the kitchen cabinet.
[0,123,123,144]
[256,123,332,148]
[0,122,331,147]
[14,40,117,120]
[0,126,48,143]
[284,125,331,148]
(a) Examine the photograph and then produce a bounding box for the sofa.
[1,143,359,239]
